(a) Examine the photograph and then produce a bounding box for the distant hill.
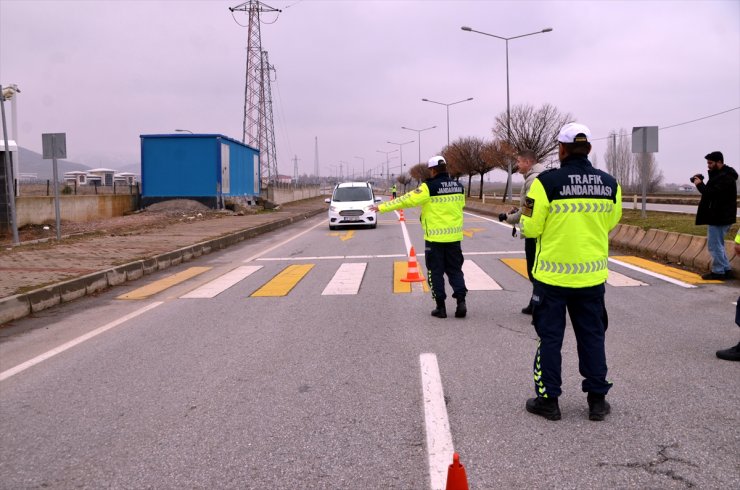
[15,147,91,180]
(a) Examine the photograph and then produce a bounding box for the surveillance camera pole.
[0,85,19,245]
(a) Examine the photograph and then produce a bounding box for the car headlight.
[329,206,338,212]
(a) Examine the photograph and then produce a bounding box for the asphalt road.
[0,208,738,489]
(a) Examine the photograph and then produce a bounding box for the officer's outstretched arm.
[520,179,549,239]
[378,184,430,213]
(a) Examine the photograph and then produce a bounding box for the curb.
[0,208,325,326]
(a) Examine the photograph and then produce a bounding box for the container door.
[221,143,230,194]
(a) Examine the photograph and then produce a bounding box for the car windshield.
[333,187,373,202]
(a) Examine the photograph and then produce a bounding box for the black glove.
[498,213,507,222]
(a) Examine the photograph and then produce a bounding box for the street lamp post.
[386,140,414,183]
[401,125,436,165]
[376,149,398,187]
[421,98,473,146]
[461,25,552,202]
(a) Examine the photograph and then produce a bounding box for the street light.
[354,156,365,180]
[386,140,414,180]
[401,125,436,166]
[174,129,193,134]
[461,25,553,202]
[376,148,398,186]
[421,98,473,146]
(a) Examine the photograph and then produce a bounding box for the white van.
[325,182,382,230]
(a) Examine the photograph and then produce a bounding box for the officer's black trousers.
[524,238,536,282]
[531,281,611,398]
[424,240,467,302]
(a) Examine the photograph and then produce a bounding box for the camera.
[690,174,704,183]
[498,213,507,222]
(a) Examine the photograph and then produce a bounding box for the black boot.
[431,299,447,318]
[525,397,561,421]
[521,302,533,315]
[716,342,740,361]
[455,297,467,318]
[587,393,611,421]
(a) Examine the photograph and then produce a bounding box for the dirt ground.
[0,200,235,247]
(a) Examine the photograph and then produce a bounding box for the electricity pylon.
[229,0,281,192]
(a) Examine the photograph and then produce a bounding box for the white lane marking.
[0,302,163,382]
[321,263,367,295]
[420,353,454,490]
[243,220,325,263]
[399,212,414,255]
[181,266,263,298]
[464,210,516,229]
[606,269,647,287]
[464,250,524,256]
[462,260,502,290]
[608,258,697,288]
[257,254,406,261]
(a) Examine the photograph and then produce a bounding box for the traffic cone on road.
[400,246,425,283]
[399,209,406,222]
[445,453,469,490]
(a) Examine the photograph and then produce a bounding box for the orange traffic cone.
[399,209,406,222]
[445,453,469,490]
[400,246,425,283]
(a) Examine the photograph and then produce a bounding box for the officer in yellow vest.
[390,183,398,199]
[372,156,467,318]
[521,123,622,421]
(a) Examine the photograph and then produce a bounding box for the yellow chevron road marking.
[393,261,429,293]
[501,258,530,278]
[251,264,315,297]
[611,256,721,284]
[462,227,485,238]
[328,230,355,241]
[117,267,212,300]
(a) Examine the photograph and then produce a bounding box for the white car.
[325,182,382,230]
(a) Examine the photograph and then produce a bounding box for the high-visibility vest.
[379,173,465,242]
[521,155,622,288]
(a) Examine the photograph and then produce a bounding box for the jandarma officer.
[371,156,468,319]
[520,123,622,422]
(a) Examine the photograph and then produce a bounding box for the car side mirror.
[375,198,382,203]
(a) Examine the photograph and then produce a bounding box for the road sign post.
[632,126,659,218]
[42,133,67,241]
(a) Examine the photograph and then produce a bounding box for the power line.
[591,106,740,141]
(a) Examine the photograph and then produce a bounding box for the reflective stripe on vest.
[427,226,464,237]
[430,194,465,204]
[551,202,614,214]
[538,258,608,274]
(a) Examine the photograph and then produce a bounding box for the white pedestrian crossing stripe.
[322,263,367,295]
[181,265,263,298]
[462,260,502,290]
[606,269,647,287]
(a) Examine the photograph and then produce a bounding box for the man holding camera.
[498,149,546,314]
[691,151,737,280]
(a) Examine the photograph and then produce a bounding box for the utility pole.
[314,136,320,184]
[292,155,300,183]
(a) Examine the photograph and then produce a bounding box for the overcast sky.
[2,0,738,185]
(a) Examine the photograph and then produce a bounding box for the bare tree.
[396,173,412,192]
[493,103,573,201]
[480,139,513,198]
[408,163,431,187]
[442,137,488,197]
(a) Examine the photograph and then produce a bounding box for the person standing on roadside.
[390,183,398,199]
[498,149,547,314]
[520,123,621,422]
[716,230,740,361]
[371,156,468,319]
[691,151,737,280]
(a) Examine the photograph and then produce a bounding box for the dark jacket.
[695,164,738,226]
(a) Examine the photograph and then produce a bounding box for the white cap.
[557,123,591,143]
[427,155,446,168]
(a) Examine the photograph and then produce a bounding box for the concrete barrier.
[666,233,694,264]
[679,236,707,269]
[636,229,660,250]
[655,232,681,260]
[628,228,647,248]
[692,245,713,271]
[645,230,669,256]
[16,194,138,226]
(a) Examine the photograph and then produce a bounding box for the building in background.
[140,133,260,208]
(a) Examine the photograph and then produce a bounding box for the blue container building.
[140,134,260,208]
